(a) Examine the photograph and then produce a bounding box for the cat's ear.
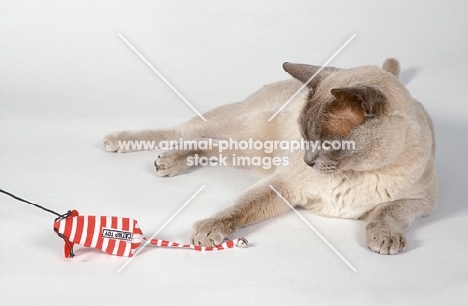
[283,62,339,90]
[320,86,386,137]
[330,86,387,117]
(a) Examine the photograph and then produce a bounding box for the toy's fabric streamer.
[147,237,248,251]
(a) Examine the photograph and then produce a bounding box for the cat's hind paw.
[103,132,127,153]
[154,150,191,177]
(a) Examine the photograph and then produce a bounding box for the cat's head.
[284,58,412,174]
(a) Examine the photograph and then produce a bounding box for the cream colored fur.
[103,58,437,255]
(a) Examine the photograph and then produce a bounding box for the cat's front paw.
[190,218,233,247]
[365,222,407,255]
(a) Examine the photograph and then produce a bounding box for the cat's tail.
[382,58,400,79]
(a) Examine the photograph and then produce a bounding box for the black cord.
[55,230,76,258]
[1,188,76,257]
[0,188,63,217]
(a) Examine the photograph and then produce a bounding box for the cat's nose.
[303,150,318,167]
[303,157,316,168]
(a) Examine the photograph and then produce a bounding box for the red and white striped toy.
[53,210,248,258]
[0,189,247,259]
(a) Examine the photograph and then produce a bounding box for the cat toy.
[0,189,247,258]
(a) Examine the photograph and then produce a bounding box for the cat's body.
[104,59,437,255]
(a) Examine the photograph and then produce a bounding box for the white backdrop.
[1,1,467,305]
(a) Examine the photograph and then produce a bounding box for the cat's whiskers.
[337,168,353,187]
